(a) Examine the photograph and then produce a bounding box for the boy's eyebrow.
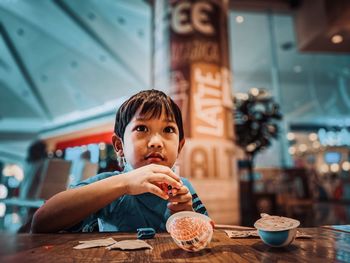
[135,116,176,123]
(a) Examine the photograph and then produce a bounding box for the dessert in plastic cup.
[254,213,300,247]
[166,211,213,252]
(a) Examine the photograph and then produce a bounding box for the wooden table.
[1,228,350,262]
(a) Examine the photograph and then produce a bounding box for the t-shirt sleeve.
[181,178,209,216]
[65,213,99,233]
[65,171,119,232]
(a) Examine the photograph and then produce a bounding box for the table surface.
[1,228,350,263]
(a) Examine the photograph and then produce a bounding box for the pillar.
[153,0,239,224]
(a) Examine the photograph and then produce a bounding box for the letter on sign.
[192,2,214,35]
[172,2,192,34]
[171,1,214,35]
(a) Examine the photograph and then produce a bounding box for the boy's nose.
[148,134,164,149]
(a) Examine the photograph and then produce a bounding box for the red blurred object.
[43,245,54,250]
[334,184,344,200]
[55,132,113,150]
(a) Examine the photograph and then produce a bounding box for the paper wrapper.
[73,238,116,249]
[106,240,152,250]
[74,238,152,251]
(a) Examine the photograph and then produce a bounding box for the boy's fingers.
[168,185,187,197]
[175,185,189,194]
[147,184,169,200]
[149,173,182,188]
[168,193,191,203]
[171,188,178,196]
[167,202,192,212]
[150,164,181,182]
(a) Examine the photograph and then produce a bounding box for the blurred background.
[0,0,350,232]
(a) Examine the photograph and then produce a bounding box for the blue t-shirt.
[69,164,208,232]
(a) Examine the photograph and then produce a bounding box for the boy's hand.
[167,185,193,214]
[121,164,182,200]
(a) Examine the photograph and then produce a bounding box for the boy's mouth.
[145,152,165,162]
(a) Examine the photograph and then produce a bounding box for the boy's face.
[115,109,184,169]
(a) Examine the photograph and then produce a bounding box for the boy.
[31,89,207,233]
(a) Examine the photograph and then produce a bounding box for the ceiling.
[0,0,349,163]
[0,0,151,161]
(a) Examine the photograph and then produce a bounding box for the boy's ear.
[112,134,124,155]
[178,138,185,154]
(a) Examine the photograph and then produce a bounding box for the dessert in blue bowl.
[254,213,300,247]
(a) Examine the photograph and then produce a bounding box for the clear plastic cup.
[166,211,213,252]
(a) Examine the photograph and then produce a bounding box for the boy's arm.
[31,164,182,233]
[31,174,127,233]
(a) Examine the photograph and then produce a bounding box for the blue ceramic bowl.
[257,228,298,247]
[254,214,300,247]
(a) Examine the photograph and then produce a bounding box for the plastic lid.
[254,214,300,231]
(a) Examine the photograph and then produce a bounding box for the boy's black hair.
[114,90,184,142]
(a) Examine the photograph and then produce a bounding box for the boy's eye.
[135,125,148,132]
[164,126,176,133]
